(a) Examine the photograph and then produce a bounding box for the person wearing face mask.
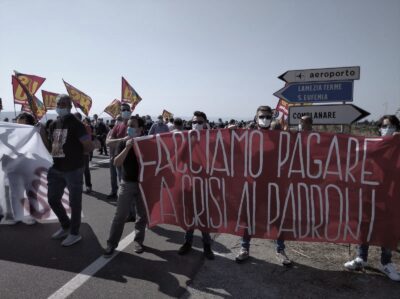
[148,115,169,135]
[298,115,313,132]
[379,115,400,137]
[105,103,132,199]
[47,94,94,247]
[344,114,400,281]
[103,117,148,257]
[235,105,292,266]
[178,111,215,260]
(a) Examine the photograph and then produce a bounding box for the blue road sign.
[273,80,354,103]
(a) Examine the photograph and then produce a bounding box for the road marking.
[213,251,228,258]
[47,232,136,299]
[96,158,110,164]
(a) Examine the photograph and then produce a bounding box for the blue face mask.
[127,127,137,137]
[121,111,131,119]
[56,107,70,117]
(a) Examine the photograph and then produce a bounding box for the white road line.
[47,232,136,299]
[93,159,110,164]
[213,251,228,258]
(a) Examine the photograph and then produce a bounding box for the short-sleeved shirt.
[49,114,89,171]
[111,122,128,139]
[117,141,139,182]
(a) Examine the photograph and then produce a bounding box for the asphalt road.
[1,153,400,299]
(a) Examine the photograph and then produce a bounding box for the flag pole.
[13,102,17,118]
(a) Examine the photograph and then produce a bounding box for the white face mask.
[192,123,204,130]
[380,126,396,136]
[258,118,271,128]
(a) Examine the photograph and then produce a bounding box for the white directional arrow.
[288,104,370,125]
[279,66,360,83]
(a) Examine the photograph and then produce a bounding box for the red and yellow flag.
[12,71,46,105]
[104,99,121,119]
[42,90,59,110]
[121,77,142,111]
[162,109,174,120]
[63,80,92,116]
[21,96,47,120]
[13,75,47,120]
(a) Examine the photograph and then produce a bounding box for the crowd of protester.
[1,95,400,281]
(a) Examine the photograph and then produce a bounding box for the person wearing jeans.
[104,117,147,257]
[235,105,292,266]
[47,94,94,247]
[236,231,292,265]
[344,115,400,281]
[177,111,214,260]
[48,167,84,236]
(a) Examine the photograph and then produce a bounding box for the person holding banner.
[298,115,313,132]
[104,117,148,257]
[177,111,215,260]
[0,112,42,225]
[235,105,292,266]
[47,95,94,247]
[344,115,400,281]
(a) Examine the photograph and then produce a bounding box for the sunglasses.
[258,115,272,120]
[192,120,204,125]
[121,108,130,112]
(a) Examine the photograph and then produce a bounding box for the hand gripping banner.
[133,129,400,249]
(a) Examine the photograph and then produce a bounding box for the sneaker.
[203,244,215,260]
[106,193,117,199]
[61,234,82,247]
[103,245,116,258]
[235,247,249,263]
[178,242,192,255]
[0,219,19,225]
[344,257,367,271]
[51,228,69,240]
[379,263,400,281]
[276,250,292,266]
[133,241,144,254]
[22,216,36,225]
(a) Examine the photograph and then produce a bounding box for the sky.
[0,0,399,121]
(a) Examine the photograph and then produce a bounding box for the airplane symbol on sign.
[296,73,304,79]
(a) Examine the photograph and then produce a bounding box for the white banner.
[0,122,69,223]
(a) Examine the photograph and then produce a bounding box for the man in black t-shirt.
[47,94,94,247]
[103,117,148,257]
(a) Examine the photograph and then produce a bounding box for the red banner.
[133,129,400,249]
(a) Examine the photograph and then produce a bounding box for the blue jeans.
[109,157,119,195]
[357,244,392,265]
[83,155,92,188]
[241,232,285,252]
[184,229,212,246]
[47,167,84,235]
